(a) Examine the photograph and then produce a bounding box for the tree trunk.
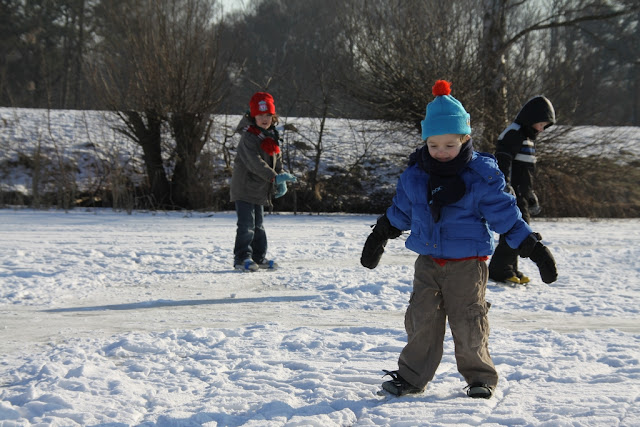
[480,0,509,151]
[634,59,640,125]
[309,107,327,202]
[73,0,85,109]
[124,110,171,208]
[170,112,210,209]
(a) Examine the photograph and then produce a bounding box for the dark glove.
[518,233,557,284]
[526,191,541,216]
[495,151,513,182]
[360,232,387,269]
[360,214,402,269]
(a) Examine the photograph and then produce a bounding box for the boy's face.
[532,121,551,133]
[426,134,469,162]
[254,113,272,130]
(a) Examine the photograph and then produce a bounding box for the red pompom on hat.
[249,92,276,117]
[432,80,451,96]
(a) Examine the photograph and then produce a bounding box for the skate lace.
[382,369,403,386]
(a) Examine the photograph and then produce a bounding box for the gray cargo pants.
[397,255,498,390]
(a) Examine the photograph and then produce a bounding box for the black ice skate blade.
[376,388,396,398]
[376,384,422,397]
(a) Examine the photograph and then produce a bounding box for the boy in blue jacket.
[360,80,557,399]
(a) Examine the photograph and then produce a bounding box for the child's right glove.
[525,190,542,216]
[274,173,296,199]
[275,173,297,185]
[360,214,402,269]
[518,232,558,283]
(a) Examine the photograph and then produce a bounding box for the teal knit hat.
[421,80,471,140]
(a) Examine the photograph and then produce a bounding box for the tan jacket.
[230,116,282,206]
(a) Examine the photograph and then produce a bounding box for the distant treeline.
[2,0,638,133]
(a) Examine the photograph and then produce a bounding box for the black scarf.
[408,140,474,222]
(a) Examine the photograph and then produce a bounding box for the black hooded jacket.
[495,96,555,199]
[514,96,556,139]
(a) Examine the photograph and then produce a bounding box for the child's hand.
[529,244,556,283]
[360,215,402,269]
[518,233,557,283]
[361,232,387,269]
[526,191,541,216]
[275,173,297,185]
[274,182,287,198]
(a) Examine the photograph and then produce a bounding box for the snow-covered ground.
[1,209,639,426]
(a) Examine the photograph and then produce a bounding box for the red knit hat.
[249,92,276,117]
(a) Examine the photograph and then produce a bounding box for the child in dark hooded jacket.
[488,96,556,284]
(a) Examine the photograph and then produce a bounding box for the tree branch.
[504,8,630,51]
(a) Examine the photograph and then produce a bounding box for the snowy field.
[1,209,639,426]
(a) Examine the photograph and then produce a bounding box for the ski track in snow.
[1,210,639,426]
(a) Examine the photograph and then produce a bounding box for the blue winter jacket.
[386,151,533,258]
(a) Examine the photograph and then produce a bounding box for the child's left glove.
[275,173,297,185]
[518,233,557,283]
[274,182,287,198]
[360,214,402,269]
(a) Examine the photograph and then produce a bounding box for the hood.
[514,95,556,129]
[235,112,254,133]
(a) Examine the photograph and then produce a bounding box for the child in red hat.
[230,92,296,272]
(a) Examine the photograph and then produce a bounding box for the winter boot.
[505,275,521,284]
[234,259,259,272]
[516,271,531,284]
[257,259,278,270]
[465,383,494,399]
[381,370,423,396]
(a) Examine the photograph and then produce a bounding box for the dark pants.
[233,201,267,266]
[488,195,531,281]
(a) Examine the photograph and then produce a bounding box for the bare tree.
[89,0,232,209]
[340,0,636,149]
[340,0,481,135]
[478,0,635,147]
